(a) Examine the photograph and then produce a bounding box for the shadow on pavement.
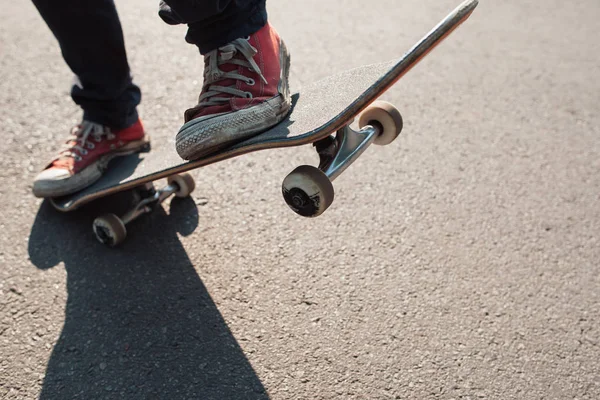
[28,197,268,399]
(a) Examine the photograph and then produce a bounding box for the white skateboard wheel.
[93,213,127,247]
[282,165,334,217]
[168,173,196,198]
[358,101,403,146]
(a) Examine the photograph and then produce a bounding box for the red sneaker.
[32,119,149,198]
[175,22,291,160]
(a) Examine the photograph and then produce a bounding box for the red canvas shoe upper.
[184,23,285,122]
[45,119,145,175]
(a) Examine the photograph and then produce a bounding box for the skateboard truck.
[282,100,403,218]
[92,173,196,246]
[92,101,402,245]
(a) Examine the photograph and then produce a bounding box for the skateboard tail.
[327,0,479,135]
[391,0,478,83]
[390,1,478,84]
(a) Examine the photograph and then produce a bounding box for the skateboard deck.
[50,0,478,215]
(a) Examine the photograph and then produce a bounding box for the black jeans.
[31,0,267,129]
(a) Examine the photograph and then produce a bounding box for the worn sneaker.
[175,22,291,160]
[32,119,149,198]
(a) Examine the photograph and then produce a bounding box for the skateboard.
[49,0,479,246]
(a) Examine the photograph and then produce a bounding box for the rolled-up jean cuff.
[185,2,267,54]
[82,109,139,130]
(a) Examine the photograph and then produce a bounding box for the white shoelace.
[57,121,115,162]
[198,38,268,108]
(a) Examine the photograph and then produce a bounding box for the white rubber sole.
[32,138,150,198]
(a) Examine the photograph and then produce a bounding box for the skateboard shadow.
[28,199,268,399]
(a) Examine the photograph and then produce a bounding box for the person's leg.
[158,0,267,54]
[31,0,148,198]
[31,0,141,128]
[159,0,291,160]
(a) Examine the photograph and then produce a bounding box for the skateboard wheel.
[168,173,196,198]
[358,101,403,146]
[93,214,127,247]
[282,165,334,218]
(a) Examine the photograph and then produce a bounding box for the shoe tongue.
[220,50,235,62]
[217,49,243,75]
[193,41,259,118]
[201,49,244,99]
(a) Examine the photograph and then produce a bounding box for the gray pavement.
[1,0,599,399]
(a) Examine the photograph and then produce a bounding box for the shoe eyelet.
[75,156,82,162]
[94,136,102,142]
[246,78,255,86]
[244,92,253,99]
[81,149,88,155]
[87,143,95,149]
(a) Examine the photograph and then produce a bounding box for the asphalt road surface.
[1,1,599,399]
